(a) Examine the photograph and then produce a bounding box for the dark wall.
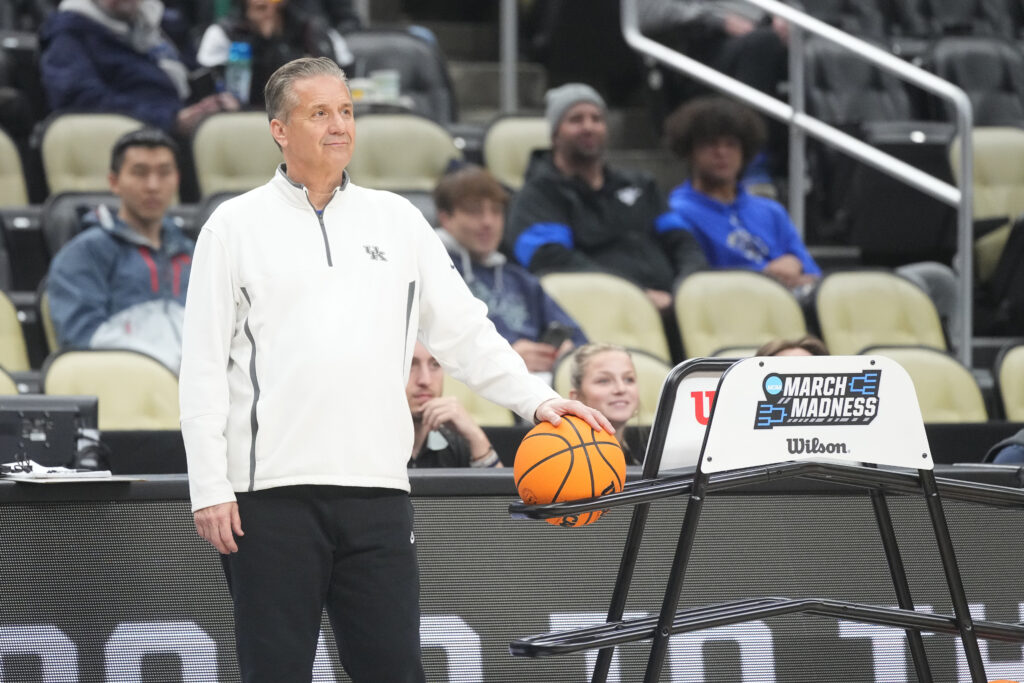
[1,473,1023,682]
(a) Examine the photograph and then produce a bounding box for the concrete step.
[449,61,547,112]
[422,20,500,61]
[605,107,662,150]
[605,148,686,196]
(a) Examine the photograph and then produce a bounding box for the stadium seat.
[0,365,17,394]
[345,114,461,191]
[949,126,1024,283]
[38,112,143,194]
[396,190,437,227]
[928,37,1024,126]
[540,272,671,362]
[995,342,1024,421]
[0,214,12,291]
[42,349,180,430]
[674,271,806,358]
[865,345,988,423]
[892,0,1013,39]
[815,270,947,355]
[39,191,118,257]
[0,289,29,372]
[482,116,549,190]
[345,29,457,124]
[552,347,670,426]
[191,112,282,197]
[801,0,887,40]
[711,346,759,358]
[0,126,27,206]
[36,276,57,355]
[193,191,239,234]
[442,375,516,427]
[804,36,914,127]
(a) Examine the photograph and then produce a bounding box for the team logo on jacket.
[616,186,642,206]
[364,245,387,261]
[754,370,880,429]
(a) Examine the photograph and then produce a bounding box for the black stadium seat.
[804,36,914,126]
[344,29,457,125]
[801,0,887,39]
[40,191,118,258]
[883,0,1014,39]
[928,36,1024,126]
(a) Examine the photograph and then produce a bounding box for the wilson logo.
[786,438,849,455]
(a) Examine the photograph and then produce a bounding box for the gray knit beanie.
[545,83,607,136]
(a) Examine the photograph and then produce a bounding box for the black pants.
[222,485,425,683]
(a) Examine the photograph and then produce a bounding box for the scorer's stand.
[509,356,1024,683]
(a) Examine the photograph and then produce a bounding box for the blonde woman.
[567,344,644,464]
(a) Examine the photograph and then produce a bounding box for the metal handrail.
[621,0,975,367]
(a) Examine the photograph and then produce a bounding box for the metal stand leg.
[643,472,710,683]
[591,502,653,683]
[919,469,986,683]
[869,489,933,682]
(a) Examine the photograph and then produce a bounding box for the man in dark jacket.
[406,342,501,468]
[47,127,194,371]
[505,82,706,313]
[435,164,586,374]
[40,0,238,135]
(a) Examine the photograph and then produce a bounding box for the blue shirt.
[656,182,820,276]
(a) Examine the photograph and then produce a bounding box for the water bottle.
[224,42,253,106]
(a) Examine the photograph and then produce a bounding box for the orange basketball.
[514,415,626,527]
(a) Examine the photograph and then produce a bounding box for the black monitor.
[0,395,100,467]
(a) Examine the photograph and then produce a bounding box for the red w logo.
[691,390,716,426]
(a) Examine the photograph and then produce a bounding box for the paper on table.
[1,460,112,480]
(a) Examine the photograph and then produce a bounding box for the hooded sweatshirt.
[437,228,587,348]
[40,0,193,131]
[47,205,195,370]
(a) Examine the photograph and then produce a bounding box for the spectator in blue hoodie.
[40,0,239,136]
[434,165,587,374]
[656,96,821,296]
[47,127,194,371]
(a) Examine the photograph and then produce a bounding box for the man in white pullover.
[178,56,612,683]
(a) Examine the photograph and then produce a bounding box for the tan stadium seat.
[442,375,516,427]
[541,272,671,362]
[482,116,549,190]
[0,127,28,206]
[865,345,987,423]
[0,366,17,395]
[675,271,806,358]
[995,342,1024,421]
[815,270,946,355]
[42,349,180,430]
[950,127,1024,283]
[552,347,670,426]
[40,113,144,193]
[0,290,29,372]
[192,112,282,197]
[37,279,58,354]
[345,114,461,191]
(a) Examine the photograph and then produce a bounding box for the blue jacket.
[656,182,820,276]
[39,5,194,132]
[506,152,706,292]
[438,230,587,348]
[47,207,195,349]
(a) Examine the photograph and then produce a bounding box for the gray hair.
[264,57,349,123]
[568,343,632,393]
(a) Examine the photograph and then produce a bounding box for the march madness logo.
[754,370,880,429]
